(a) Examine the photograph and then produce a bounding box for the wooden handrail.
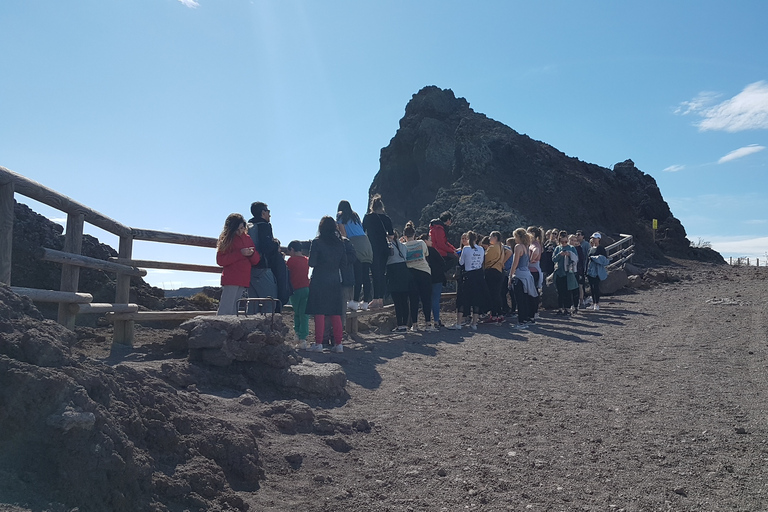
[69,303,139,314]
[0,165,132,238]
[39,248,147,277]
[605,234,633,252]
[110,257,222,274]
[11,287,93,304]
[131,228,217,248]
[605,234,634,270]
[106,310,217,321]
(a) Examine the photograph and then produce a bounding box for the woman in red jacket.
[216,213,261,315]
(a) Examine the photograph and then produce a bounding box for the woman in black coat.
[305,216,347,353]
[362,194,394,309]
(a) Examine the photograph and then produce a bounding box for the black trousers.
[512,278,533,323]
[391,291,409,326]
[555,275,573,309]
[371,250,388,299]
[408,268,432,324]
[588,275,601,305]
[354,260,372,303]
[484,268,503,316]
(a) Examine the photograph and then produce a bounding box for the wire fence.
[727,257,762,267]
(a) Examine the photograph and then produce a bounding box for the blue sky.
[2,0,767,288]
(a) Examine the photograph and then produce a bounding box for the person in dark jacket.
[362,194,394,309]
[420,234,446,331]
[305,216,347,353]
[247,201,291,313]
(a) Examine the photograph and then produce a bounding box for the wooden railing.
[0,165,220,346]
[606,234,634,269]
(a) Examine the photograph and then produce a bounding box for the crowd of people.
[215,197,611,352]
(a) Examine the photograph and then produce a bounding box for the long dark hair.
[217,213,246,253]
[467,231,478,249]
[317,216,341,243]
[337,200,361,225]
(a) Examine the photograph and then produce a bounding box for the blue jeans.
[431,282,443,325]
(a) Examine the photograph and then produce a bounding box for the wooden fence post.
[57,212,84,329]
[113,235,135,347]
[0,182,13,285]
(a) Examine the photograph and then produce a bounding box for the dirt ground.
[3,259,768,511]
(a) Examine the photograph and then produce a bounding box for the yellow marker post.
[653,219,657,242]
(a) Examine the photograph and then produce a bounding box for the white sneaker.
[347,300,359,310]
[410,325,419,332]
[594,304,600,311]
[446,323,462,330]
[534,313,540,320]
[469,323,478,331]
[514,323,529,330]
[425,325,439,333]
[359,302,369,311]
[308,343,324,352]
[331,344,343,353]
[297,340,308,350]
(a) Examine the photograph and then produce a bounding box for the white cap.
[590,232,601,239]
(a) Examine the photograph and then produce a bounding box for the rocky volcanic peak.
[369,85,723,263]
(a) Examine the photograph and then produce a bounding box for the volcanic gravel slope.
[2,259,767,512]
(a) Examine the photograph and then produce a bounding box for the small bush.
[190,292,218,311]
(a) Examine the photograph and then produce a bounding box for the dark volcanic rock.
[0,287,259,511]
[370,86,724,263]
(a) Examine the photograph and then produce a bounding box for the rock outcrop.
[369,86,723,263]
[0,285,354,511]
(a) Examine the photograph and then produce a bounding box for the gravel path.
[252,261,768,511]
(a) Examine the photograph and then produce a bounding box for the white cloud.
[678,81,768,132]
[178,0,199,8]
[703,235,768,262]
[662,164,686,173]
[674,91,720,116]
[718,144,766,163]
